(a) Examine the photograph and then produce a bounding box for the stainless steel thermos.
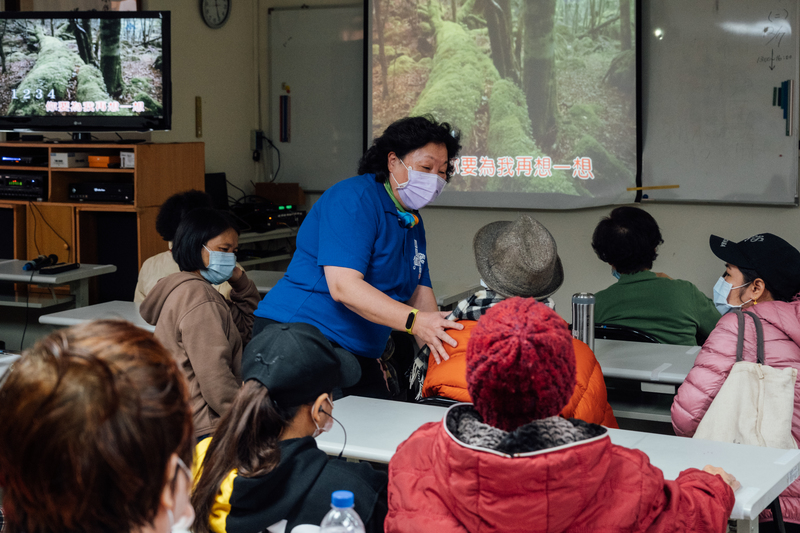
[571,292,595,351]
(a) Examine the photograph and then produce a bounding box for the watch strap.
[405,308,419,334]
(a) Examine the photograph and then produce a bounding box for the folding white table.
[0,259,116,308]
[316,396,800,532]
[39,300,155,332]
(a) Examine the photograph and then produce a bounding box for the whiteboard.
[641,0,799,204]
[269,6,364,191]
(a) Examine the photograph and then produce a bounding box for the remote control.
[39,262,80,275]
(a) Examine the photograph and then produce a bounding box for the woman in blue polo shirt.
[253,116,463,398]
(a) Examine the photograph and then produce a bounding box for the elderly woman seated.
[592,206,720,345]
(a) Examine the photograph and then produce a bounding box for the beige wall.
[144,0,260,185]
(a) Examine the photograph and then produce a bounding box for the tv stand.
[71,132,92,142]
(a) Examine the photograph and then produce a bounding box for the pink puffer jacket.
[672,298,800,523]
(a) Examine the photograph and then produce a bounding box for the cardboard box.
[120,151,135,168]
[50,152,88,168]
[88,155,120,168]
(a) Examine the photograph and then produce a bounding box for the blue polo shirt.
[255,174,432,358]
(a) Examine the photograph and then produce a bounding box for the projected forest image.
[372,0,636,199]
[0,17,164,117]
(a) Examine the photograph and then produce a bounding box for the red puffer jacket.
[423,320,618,427]
[672,298,800,523]
[386,406,735,533]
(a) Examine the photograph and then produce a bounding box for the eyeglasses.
[173,456,193,486]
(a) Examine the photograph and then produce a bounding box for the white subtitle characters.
[450,155,597,180]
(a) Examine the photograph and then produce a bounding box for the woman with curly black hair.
[591,206,720,345]
[253,115,464,397]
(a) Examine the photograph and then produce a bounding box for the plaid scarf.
[409,290,555,399]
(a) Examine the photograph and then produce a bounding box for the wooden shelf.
[52,167,134,173]
[0,165,48,171]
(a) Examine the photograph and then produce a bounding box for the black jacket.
[222,437,387,533]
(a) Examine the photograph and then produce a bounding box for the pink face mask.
[391,159,446,210]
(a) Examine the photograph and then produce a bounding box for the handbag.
[694,309,798,450]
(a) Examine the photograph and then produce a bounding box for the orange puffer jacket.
[423,320,618,428]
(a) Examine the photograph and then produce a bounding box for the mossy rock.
[129,77,150,91]
[567,103,602,133]
[411,19,499,148]
[7,52,31,62]
[135,91,162,114]
[389,55,417,76]
[372,44,397,59]
[418,21,433,35]
[154,54,163,71]
[573,134,633,186]
[418,57,432,69]
[8,36,82,116]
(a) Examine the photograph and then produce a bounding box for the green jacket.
[594,271,721,345]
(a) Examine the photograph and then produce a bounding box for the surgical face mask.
[201,244,236,285]
[612,269,621,280]
[168,457,196,533]
[712,276,752,315]
[312,396,334,438]
[391,159,446,210]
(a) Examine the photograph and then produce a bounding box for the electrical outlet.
[251,129,264,152]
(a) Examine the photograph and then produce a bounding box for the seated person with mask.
[192,322,388,533]
[388,298,739,532]
[415,215,617,427]
[592,206,720,345]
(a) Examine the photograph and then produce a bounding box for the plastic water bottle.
[320,490,365,533]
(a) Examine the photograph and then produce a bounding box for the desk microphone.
[23,254,58,271]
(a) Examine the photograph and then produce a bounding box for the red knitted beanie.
[466,297,577,431]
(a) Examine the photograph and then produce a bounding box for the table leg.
[68,279,89,308]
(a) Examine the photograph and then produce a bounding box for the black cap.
[242,322,361,407]
[709,233,800,301]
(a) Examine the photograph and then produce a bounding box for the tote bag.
[694,310,797,449]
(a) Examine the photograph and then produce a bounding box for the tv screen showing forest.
[0,13,167,121]
[369,0,638,208]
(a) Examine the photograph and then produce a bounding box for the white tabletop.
[432,280,481,308]
[593,338,701,384]
[0,259,116,284]
[246,270,286,294]
[316,396,800,522]
[39,300,155,332]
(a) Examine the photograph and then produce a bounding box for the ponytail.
[191,380,300,533]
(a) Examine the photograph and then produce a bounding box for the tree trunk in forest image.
[373,0,389,100]
[619,0,631,51]
[521,0,558,148]
[0,21,7,74]
[99,19,124,97]
[484,0,518,83]
[70,18,95,66]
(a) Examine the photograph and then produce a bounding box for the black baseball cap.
[709,233,800,301]
[242,322,361,407]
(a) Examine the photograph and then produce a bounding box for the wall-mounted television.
[0,11,170,138]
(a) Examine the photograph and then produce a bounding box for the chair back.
[595,323,659,343]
